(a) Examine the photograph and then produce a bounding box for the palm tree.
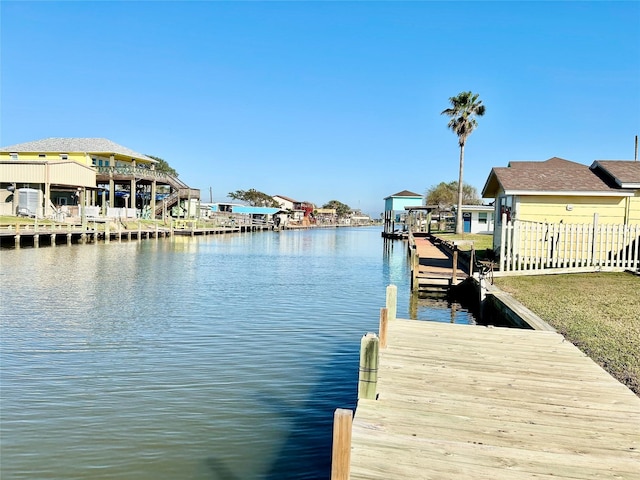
[441,91,486,234]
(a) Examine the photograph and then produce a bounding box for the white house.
[272,194,296,211]
[459,205,494,234]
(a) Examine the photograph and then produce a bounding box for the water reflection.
[408,294,476,324]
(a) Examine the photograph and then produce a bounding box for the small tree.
[228,189,280,207]
[426,181,481,231]
[441,91,486,234]
[146,155,179,177]
[322,200,351,217]
[426,181,481,209]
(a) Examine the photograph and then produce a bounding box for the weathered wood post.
[411,247,419,291]
[14,223,20,249]
[379,308,389,349]
[331,408,353,480]
[385,284,397,322]
[358,333,379,400]
[452,245,458,284]
[470,245,475,276]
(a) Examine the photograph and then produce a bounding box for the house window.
[92,158,98,166]
[10,152,18,160]
[39,154,46,158]
[497,195,514,223]
[60,154,68,160]
[478,212,488,224]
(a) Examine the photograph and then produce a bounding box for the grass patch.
[0,215,48,224]
[435,233,494,251]
[434,233,495,261]
[494,272,640,395]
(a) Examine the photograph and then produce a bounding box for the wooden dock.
[410,234,468,294]
[339,319,640,479]
[0,220,274,248]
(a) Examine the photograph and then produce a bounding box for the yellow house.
[0,138,199,218]
[482,157,640,270]
[483,157,639,222]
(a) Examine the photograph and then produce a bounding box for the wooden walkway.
[411,235,468,293]
[349,320,640,479]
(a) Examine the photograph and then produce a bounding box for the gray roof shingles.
[491,157,618,193]
[0,137,155,162]
[387,190,422,198]
[592,160,640,185]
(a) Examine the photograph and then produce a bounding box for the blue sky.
[2,1,639,216]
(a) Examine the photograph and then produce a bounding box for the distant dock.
[0,220,273,249]
[409,233,469,294]
[331,297,640,480]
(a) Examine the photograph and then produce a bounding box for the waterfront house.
[482,157,639,221]
[272,195,315,224]
[382,190,423,238]
[272,194,296,211]
[315,208,338,224]
[209,202,282,225]
[0,137,199,219]
[481,157,640,269]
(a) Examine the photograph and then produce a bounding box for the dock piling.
[358,333,379,400]
[330,408,353,480]
[379,308,389,348]
[451,245,458,284]
[385,284,397,322]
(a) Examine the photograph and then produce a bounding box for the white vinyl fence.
[498,215,640,275]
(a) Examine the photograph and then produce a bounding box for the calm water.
[0,227,477,479]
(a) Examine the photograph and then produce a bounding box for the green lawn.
[494,272,640,396]
[434,233,494,251]
[433,233,495,261]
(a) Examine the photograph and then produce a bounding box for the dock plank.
[349,320,640,480]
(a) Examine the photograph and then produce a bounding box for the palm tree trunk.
[455,144,465,234]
